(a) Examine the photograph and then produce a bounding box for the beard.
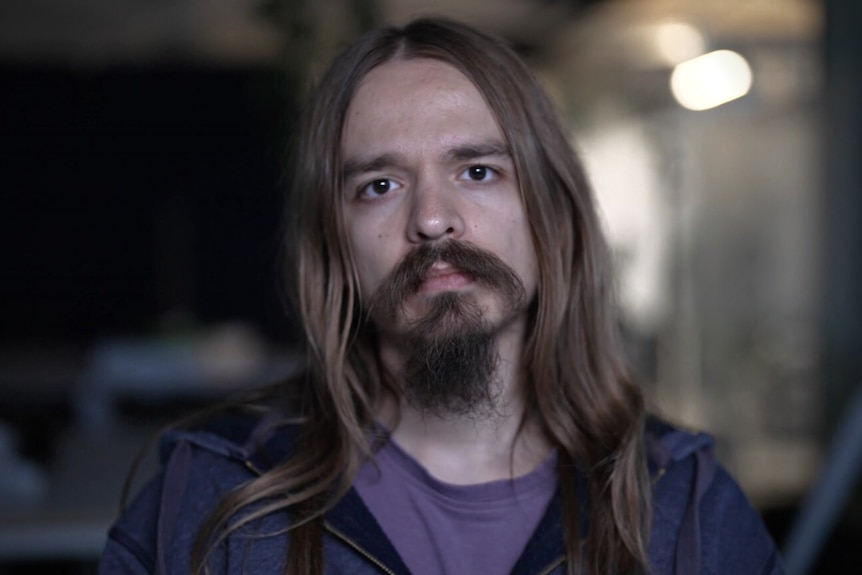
[367,241,527,418]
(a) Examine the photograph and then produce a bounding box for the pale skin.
[341,58,552,485]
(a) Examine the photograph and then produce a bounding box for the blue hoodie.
[100,416,784,575]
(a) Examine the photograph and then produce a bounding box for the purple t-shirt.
[353,436,558,575]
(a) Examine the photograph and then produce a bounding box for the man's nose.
[406,178,465,243]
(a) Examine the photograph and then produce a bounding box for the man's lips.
[416,263,473,294]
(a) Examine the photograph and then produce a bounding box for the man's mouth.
[369,241,526,324]
[416,263,473,294]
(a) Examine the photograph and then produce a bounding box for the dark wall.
[823,0,862,432]
[0,64,296,345]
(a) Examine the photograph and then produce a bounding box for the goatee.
[368,242,527,418]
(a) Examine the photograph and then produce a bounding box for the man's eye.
[360,178,398,197]
[463,165,495,182]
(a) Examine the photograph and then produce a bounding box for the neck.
[374,316,552,485]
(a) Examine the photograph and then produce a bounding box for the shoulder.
[699,466,784,574]
[100,411,300,574]
[645,418,784,575]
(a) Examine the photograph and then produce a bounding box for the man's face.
[340,58,538,342]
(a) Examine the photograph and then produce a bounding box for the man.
[101,18,783,575]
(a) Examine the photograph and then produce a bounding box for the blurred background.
[0,0,859,573]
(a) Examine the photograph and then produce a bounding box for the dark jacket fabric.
[100,415,784,575]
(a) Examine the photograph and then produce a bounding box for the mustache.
[368,241,526,322]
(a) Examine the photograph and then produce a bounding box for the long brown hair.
[192,17,649,575]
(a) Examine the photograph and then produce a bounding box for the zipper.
[244,459,265,476]
[324,522,398,575]
[538,555,566,575]
[245,459,396,574]
[326,521,565,575]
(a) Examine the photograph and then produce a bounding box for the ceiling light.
[670,50,753,111]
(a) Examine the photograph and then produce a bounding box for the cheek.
[347,224,398,299]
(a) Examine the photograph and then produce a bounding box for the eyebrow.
[441,141,511,163]
[341,140,512,182]
[342,153,406,183]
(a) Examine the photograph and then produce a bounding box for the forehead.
[341,58,505,158]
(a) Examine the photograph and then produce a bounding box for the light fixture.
[670,50,753,111]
